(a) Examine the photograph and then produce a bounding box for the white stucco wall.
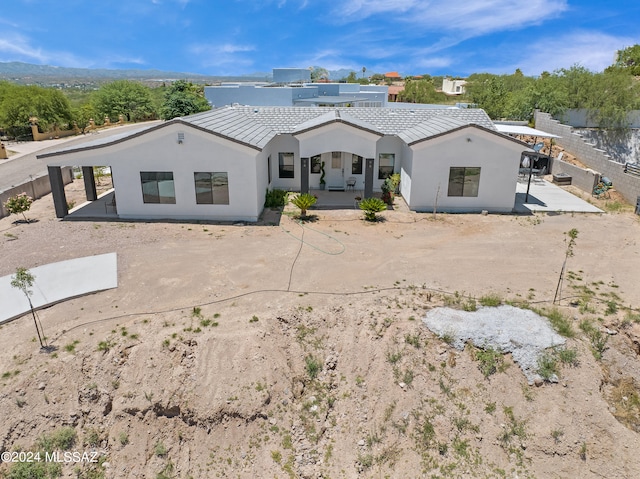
[406,128,524,213]
[46,123,263,221]
[266,135,301,191]
[375,136,404,191]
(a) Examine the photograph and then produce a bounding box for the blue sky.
[1,0,639,78]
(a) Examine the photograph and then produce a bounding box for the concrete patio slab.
[514,179,603,214]
[0,253,118,324]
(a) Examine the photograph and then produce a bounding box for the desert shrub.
[264,188,288,208]
[305,355,322,379]
[36,427,77,452]
[359,197,387,221]
[4,193,33,222]
[290,193,317,217]
[479,293,502,307]
[474,346,506,378]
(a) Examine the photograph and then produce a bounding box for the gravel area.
[422,305,566,383]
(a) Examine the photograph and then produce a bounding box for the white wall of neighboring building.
[406,128,523,213]
[442,78,467,95]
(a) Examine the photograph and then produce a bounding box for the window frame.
[311,154,322,174]
[140,171,176,204]
[447,167,481,197]
[378,153,395,180]
[194,172,229,205]
[278,152,295,179]
[352,154,363,175]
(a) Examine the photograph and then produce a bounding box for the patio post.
[82,166,98,201]
[48,166,69,218]
[300,157,309,194]
[364,158,374,198]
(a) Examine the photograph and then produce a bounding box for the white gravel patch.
[422,305,566,383]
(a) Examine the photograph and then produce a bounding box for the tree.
[607,44,640,76]
[4,193,33,222]
[0,82,74,135]
[91,80,156,123]
[397,79,446,104]
[10,267,47,349]
[310,66,329,82]
[160,80,210,120]
[344,71,358,83]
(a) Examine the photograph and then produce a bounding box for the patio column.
[48,166,68,218]
[82,166,97,201]
[300,157,309,194]
[364,157,374,198]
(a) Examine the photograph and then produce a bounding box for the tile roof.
[181,106,497,149]
[39,106,503,158]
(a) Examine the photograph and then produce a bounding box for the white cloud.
[503,31,635,75]
[189,43,256,70]
[335,0,568,35]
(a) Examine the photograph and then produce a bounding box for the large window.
[279,152,294,178]
[447,167,481,197]
[352,154,363,175]
[378,153,395,179]
[311,154,322,174]
[194,172,229,204]
[140,171,175,204]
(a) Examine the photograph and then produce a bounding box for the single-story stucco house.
[39,106,532,222]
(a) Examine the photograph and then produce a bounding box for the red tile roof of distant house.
[388,85,404,95]
[384,72,401,79]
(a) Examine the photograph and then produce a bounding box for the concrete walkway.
[514,178,603,214]
[0,253,118,324]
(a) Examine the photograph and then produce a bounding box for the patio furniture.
[346,177,356,190]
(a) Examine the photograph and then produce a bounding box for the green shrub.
[264,188,288,208]
[4,193,33,222]
[359,197,387,221]
[474,346,505,378]
[537,352,558,381]
[290,193,317,217]
[36,427,77,452]
[305,355,322,379]
[479,294,502,307]
[543,307,574,337]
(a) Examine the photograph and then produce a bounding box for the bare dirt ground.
[1,180,640,479]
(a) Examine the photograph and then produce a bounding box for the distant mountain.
[0,61,375,84]
[0,61,266,83]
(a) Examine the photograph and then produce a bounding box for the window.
[331,151,341,169]
[267,155,272,184]
[311,155,322,174]
[378,153,395,179]
[279,152,294,178]
[352,154,363,175]
[447,167,481,197]
[194,172,229,205]
[140,171,175,204]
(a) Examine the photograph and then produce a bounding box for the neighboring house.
[272,68,311,83]
[205,82,388,108]
[40,107,531,222]
[442,78,467,95]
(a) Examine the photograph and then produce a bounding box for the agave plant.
[359,197,387,221]
[290,193,317,217]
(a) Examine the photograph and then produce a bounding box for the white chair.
[346,177,356,190]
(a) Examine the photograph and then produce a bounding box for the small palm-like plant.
[290,193,317,217]
[359,197,387,221]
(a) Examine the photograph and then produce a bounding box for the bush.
[290,193,317,217]
[264,188,288,208]
[359,197,387,221]
[4,193,33,222]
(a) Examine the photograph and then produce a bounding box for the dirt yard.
[1,181,640,478]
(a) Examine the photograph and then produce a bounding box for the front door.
[326,151,344,188]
